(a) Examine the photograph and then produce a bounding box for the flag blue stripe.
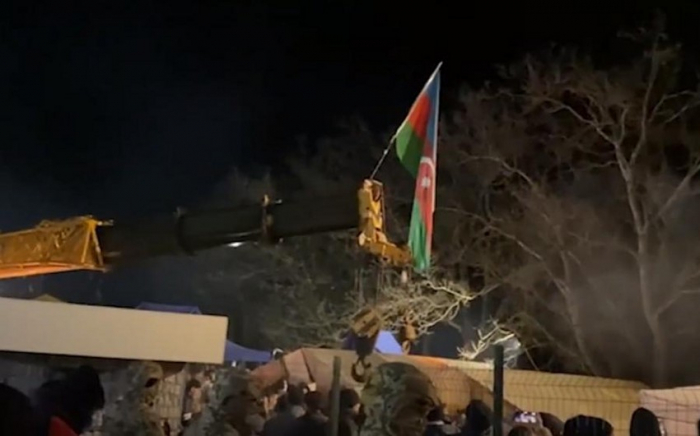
[425,69,440,158]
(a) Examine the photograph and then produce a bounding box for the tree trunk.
[638,252,667,387]
[617,154,667,386]
[565,295,602,375]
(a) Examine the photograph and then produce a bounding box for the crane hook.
[351,356,372,383]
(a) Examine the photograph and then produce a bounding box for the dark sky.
[0,1,696,305]
[3,1,694,219]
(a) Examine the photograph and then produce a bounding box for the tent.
[33,293,64,303]
[136,302,271,363]
[136,302,200,314]
[224,341,273,364]
[341,330,403,354]
[376,331,403,354]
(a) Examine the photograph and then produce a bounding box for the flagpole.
[368,62,443,180]
[369,138,394,180]
[430,62,441,224]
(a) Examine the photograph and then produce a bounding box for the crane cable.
[368,135,397,180]
[352,133,416,380]
[349,266,384,383]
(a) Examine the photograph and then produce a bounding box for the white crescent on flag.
[418,156,436,214]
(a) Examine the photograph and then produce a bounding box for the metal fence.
[271,347,698,436]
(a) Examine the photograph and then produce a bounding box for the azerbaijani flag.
[394,63,441,273]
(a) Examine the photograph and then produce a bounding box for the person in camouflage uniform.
[359,362,440,436]
[206,368,266,436]
[101,361,165,436]
[139,361,166,436]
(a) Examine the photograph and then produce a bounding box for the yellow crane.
[0,179,414,373]
[0,179,411,278]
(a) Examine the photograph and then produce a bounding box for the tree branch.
[656,159,700,218]
[654,289,700,319]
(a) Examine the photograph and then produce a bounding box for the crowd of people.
[249,385,668,436]
[0,365,105,436]
[0,362,684,436]
[252,384,363,436]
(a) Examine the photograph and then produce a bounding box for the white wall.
[0,297,228,364]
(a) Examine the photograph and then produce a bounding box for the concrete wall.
[0,297,228,364]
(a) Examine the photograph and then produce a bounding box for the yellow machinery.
[0,179,411,279]
[357,179,412,266]
[348,307,384,381]
[0,217,106,279]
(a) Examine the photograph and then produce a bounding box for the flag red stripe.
[405,93,432,143]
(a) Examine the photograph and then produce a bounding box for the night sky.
[0,1,695,305]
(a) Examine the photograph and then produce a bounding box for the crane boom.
[0,180,411,279]
[97,188,359,261]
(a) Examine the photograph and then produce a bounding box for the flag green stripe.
[408,201,430,272]
[395,122,423,178]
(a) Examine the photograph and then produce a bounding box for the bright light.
[228,242,245,248]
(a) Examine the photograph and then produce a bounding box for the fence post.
[329,356,342,436]
[493,344,505,436]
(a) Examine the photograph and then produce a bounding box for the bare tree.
[440,18,700,386]
[258,259,479,349]
[372,272,475,336]
[254,234,364,349]
[457,319,520,367]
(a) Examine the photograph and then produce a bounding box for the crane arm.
[0,180,411,279]
[97,187,360,262]
[0,217,105,279]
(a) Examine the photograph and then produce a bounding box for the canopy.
[224,341,272,363]
[341,330,403,354]
[33,294,64,303]
[376,331,403,354]
[136,302,201,314]
[136,302,271,363]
